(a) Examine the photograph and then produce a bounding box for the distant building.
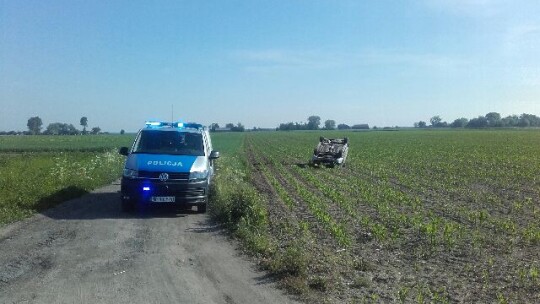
[213,128,232,132]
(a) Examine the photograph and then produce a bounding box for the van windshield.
[132,130,205,156]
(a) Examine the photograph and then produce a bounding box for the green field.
[0,134,135,152]
[1,131,539,302]
[212,130,540,303]
[0,135,134,225]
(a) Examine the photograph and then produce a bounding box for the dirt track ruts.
[0,181,297,304]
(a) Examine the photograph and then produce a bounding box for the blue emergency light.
[143,186,151,191]
[183,122,204,129]
[145,121,175,128]
[145,121,163,127]
[144,121,203,130]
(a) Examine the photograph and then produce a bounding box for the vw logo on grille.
[158,173,169,182]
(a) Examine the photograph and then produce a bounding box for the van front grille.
[138,171,190,180]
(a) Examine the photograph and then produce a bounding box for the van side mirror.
[119,147,129,156]
[209,150,220,159]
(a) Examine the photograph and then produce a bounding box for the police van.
[118,121,219,213]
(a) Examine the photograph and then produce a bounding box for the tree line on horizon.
[0,116,114,136]
[414,112,540,129]
[5,112,538,136]
[277,116,369,131]
[209,122,245,132]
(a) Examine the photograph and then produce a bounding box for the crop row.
[241,130,540,303]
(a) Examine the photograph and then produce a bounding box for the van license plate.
[151,196,175,203]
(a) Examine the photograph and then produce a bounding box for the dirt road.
[0,181,296,304]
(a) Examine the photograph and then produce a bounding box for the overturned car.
[311,137,349,167]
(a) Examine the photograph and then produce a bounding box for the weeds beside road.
[0,151,125,225]
[0,135,133,225]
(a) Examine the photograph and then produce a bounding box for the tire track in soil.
[245,139,345,252]
[245,139,352,303]
[246,137,401,254]
[244,140,303,246]
[245,138,412,302]
[251,138,469,249]
[249,140,388,241]
[251,144,383,248]
[245,136,513,303]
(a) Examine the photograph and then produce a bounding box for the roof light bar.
[144,121,203,129]
[145,121,162,126]
[183,123,203,129]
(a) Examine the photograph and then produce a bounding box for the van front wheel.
[121,199,136,213]
[197,203,207,213]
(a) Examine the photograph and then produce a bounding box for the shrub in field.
[269,240,310,277]
[210,177,268,233]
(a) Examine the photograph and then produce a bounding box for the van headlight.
[123,168,138,179]
[189,170,208,180]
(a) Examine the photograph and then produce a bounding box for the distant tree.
[518,118,530,127]
[225,123,235,129]
[450,118,469,128]
[45,123,79,135]
[120,129,125,135]
[307,115,321,130]
[66,124,79,135]
[466,116,488,128]
[324,119,336,130]
[80,117,88,134]
[351,124,369,130]
[337,123,350,130]
[501,115,519,127]
[278,119,332,131]
[485,112,501,127]
[429,115,442,128]
[45,123,61,135]
[27,116,43,135]
[91,127,101,134]
[519,113,540,127]
[210,123,220,131]
[231,122,245,132]
[278,122,295,131]
[418,121,427,128]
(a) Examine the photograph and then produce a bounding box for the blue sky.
[1,0,539,132]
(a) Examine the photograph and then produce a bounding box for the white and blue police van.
[118,121,219,213]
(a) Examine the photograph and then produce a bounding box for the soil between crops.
[243,135,540,303]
